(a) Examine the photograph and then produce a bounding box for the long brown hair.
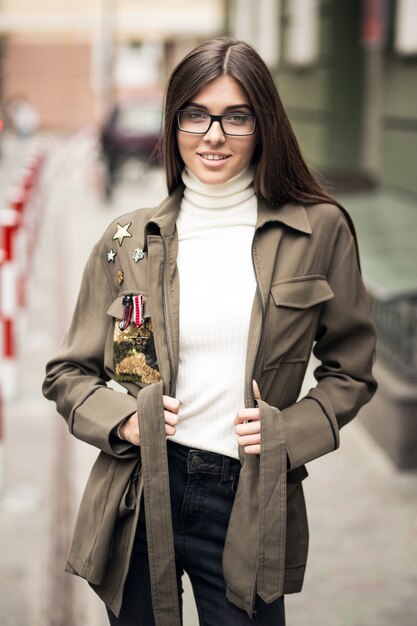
[162,37,337,208]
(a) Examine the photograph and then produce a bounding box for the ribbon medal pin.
[119,294,144,331]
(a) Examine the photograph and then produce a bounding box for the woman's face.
[176,75,257,185]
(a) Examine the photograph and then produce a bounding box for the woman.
[43,38,377,626]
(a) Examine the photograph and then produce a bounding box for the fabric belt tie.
[223,400,287,615]
[257,400,287,601]
[137,381,181,626]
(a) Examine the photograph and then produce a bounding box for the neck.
[181,167,255,210]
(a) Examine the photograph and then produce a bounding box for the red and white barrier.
[0,208,20,400]
[0,239,4,493]
[0,147,46,496]
[0,150,45,402]
[0,384,4,491]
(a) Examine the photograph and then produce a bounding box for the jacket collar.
[143,184,312,244]
[256,196,312,234]
[143,185,183,246]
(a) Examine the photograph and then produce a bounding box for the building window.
[286,0,319,67]
[231,0,280,67]
[394,0,417,55]
[258,0,281,67]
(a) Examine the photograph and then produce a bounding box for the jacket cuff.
[72,387,138,458]
[282,387,340,470]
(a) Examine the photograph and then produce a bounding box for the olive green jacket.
[43,187,377,624]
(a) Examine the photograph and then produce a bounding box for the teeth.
[202,154,227,160]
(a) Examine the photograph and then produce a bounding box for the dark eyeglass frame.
[176,110,257,136]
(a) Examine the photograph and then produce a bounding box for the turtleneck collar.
[181,166,255,210]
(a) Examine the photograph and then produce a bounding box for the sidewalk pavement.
[0,131,416,626]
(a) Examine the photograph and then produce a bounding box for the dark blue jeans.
[107,440,286,626]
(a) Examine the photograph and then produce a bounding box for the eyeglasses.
[176,110,256,136]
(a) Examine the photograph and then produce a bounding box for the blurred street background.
[0,1,417,625]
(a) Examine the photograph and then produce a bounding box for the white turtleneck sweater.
[168,167,257,459]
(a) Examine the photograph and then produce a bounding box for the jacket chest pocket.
[107,292,161,384]
[263,275,334,371]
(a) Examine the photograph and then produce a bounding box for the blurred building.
[0,0,226,129]
[228,0,417,468]
[228,0,417,197]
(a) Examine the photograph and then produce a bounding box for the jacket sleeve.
[42,241,138,458]
[282,216,377,470]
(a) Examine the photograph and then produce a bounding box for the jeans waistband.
[167,440,241,478]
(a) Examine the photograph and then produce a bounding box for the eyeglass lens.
[178,111,255,135]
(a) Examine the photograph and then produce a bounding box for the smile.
[198,153,231,161]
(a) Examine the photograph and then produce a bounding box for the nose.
[203,120,225,144]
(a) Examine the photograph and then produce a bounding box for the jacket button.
[191,455,202,467]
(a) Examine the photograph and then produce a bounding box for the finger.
[163,395,181,413]
[129,433,141,446]
[124,423,140,446]
[244,444,261,455]
[165,424,177,437]
[237,434,261,447]
[235,421,261,436]
[252,379,261,401]
[234,408,260,424]
[164,410,179,426]
[120,414,140,444]
[235,408,261,420]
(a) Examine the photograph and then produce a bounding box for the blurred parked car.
[100,99,162,199]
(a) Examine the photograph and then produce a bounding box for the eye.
[182,110,208,123]
[224,113,251,125]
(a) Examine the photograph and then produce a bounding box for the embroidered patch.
[113,318,160,384]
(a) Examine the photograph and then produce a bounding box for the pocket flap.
[270,276,334,309]
[107,292,149,319]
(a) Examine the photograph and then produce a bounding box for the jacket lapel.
[144,188,182,396]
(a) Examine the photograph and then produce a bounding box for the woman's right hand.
[119,395,180,445]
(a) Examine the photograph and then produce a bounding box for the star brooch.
[113,222,132,246]
[106,248,117,262]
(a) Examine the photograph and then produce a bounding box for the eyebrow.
[184,101,253,113]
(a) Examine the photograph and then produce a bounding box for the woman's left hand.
[234,380,262,455]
